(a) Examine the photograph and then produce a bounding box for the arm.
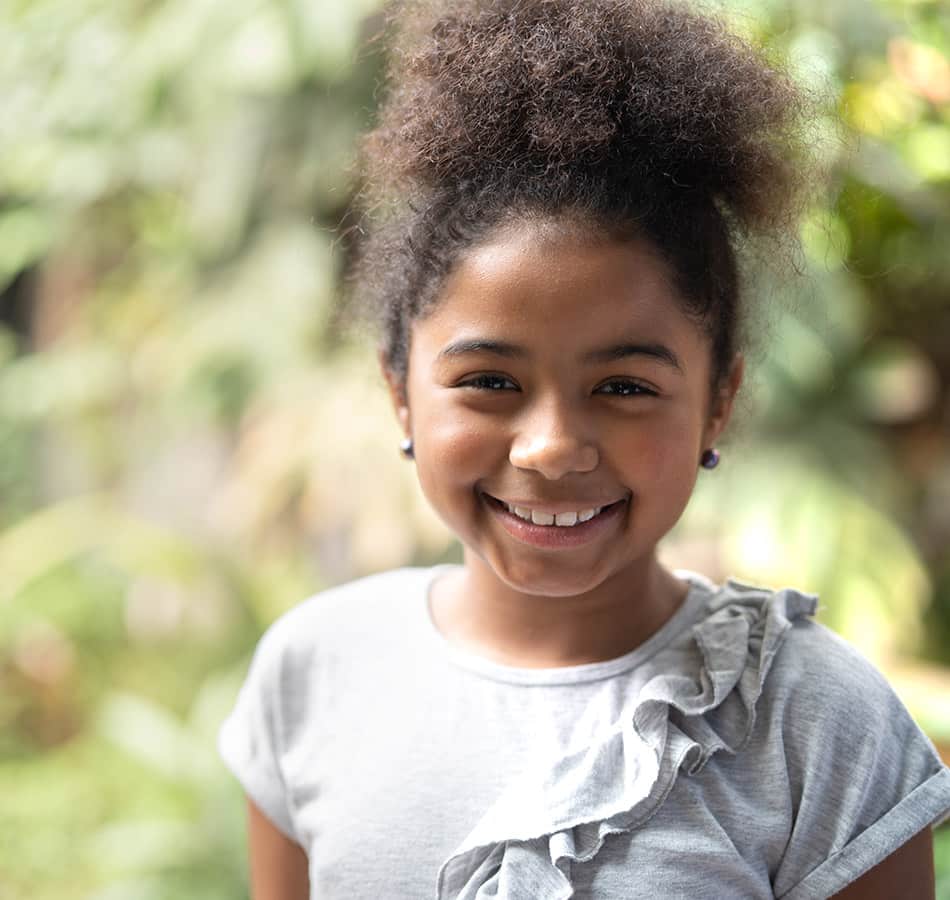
[830,827,934,899]
[247,796,310,900]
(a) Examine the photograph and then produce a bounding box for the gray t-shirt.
[217,565,950,898]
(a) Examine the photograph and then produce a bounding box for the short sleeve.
[217,618,302,844]
[771,621,950,899]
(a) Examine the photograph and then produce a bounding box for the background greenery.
[0,0,948,896]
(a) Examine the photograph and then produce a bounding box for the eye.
[596,379,658,397]
[458,374,519,391]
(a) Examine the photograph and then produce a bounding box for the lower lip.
[482,493,628,549]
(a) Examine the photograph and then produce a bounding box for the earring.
[399,438,414,459]
[700,448,720,469]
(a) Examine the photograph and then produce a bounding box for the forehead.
[414,222,703,351]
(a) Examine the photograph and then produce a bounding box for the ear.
[379,348,411,439]
[703,353,744,448]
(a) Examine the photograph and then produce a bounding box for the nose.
[508,399,599,480]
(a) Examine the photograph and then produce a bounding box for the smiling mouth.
[482,493,627,528]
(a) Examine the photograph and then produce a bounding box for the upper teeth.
[506,503,603,526]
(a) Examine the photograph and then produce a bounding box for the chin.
[492,555,613,599]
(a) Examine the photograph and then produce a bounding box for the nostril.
[509,436,599,477]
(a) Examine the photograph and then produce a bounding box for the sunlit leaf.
[95,691,219,785]
[85,818,209,874]
[851,337,941,424]
[904,124,950,181]
[0,207,55,288]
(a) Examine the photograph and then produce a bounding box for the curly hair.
[349,0,816,390]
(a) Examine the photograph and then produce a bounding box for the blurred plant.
[938,825,950,900]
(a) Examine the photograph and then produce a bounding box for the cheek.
[612,409,702,492]
[642,444,700,512]
[414,405,503,491]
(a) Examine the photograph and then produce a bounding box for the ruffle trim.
[436,580,818,899]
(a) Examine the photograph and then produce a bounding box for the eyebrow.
[436,338,683,372]
[437,339,524,361]
[584,341,683,371]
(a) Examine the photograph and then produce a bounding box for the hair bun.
[364,0,813,233]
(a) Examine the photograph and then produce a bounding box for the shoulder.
[769,611,896,713]
[767,603,947,809]
[725,583,950,896]
[691,574,943,785]
[764,604,916,751]
[262,566,430,646]
[247,566,434,677]
[698,575,901,728]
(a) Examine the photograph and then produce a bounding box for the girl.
[217,0,950,897]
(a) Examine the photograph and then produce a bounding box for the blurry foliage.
[0,0,948,896]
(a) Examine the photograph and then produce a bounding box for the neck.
[429,550,688,669]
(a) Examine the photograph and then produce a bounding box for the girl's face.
[384,220,742,599]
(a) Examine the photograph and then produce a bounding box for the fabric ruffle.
[436,580,818,900]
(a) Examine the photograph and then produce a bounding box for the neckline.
[418,564,714,686]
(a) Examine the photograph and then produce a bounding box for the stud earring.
[399,438,414,459]
[700,448,720,469]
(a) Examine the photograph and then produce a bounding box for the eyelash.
[458,375,658,397]
[597,379,658,397]
[461,374,518,391]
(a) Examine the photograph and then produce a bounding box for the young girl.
[217,1,950,897]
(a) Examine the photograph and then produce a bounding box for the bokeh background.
[1,0,949,896]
